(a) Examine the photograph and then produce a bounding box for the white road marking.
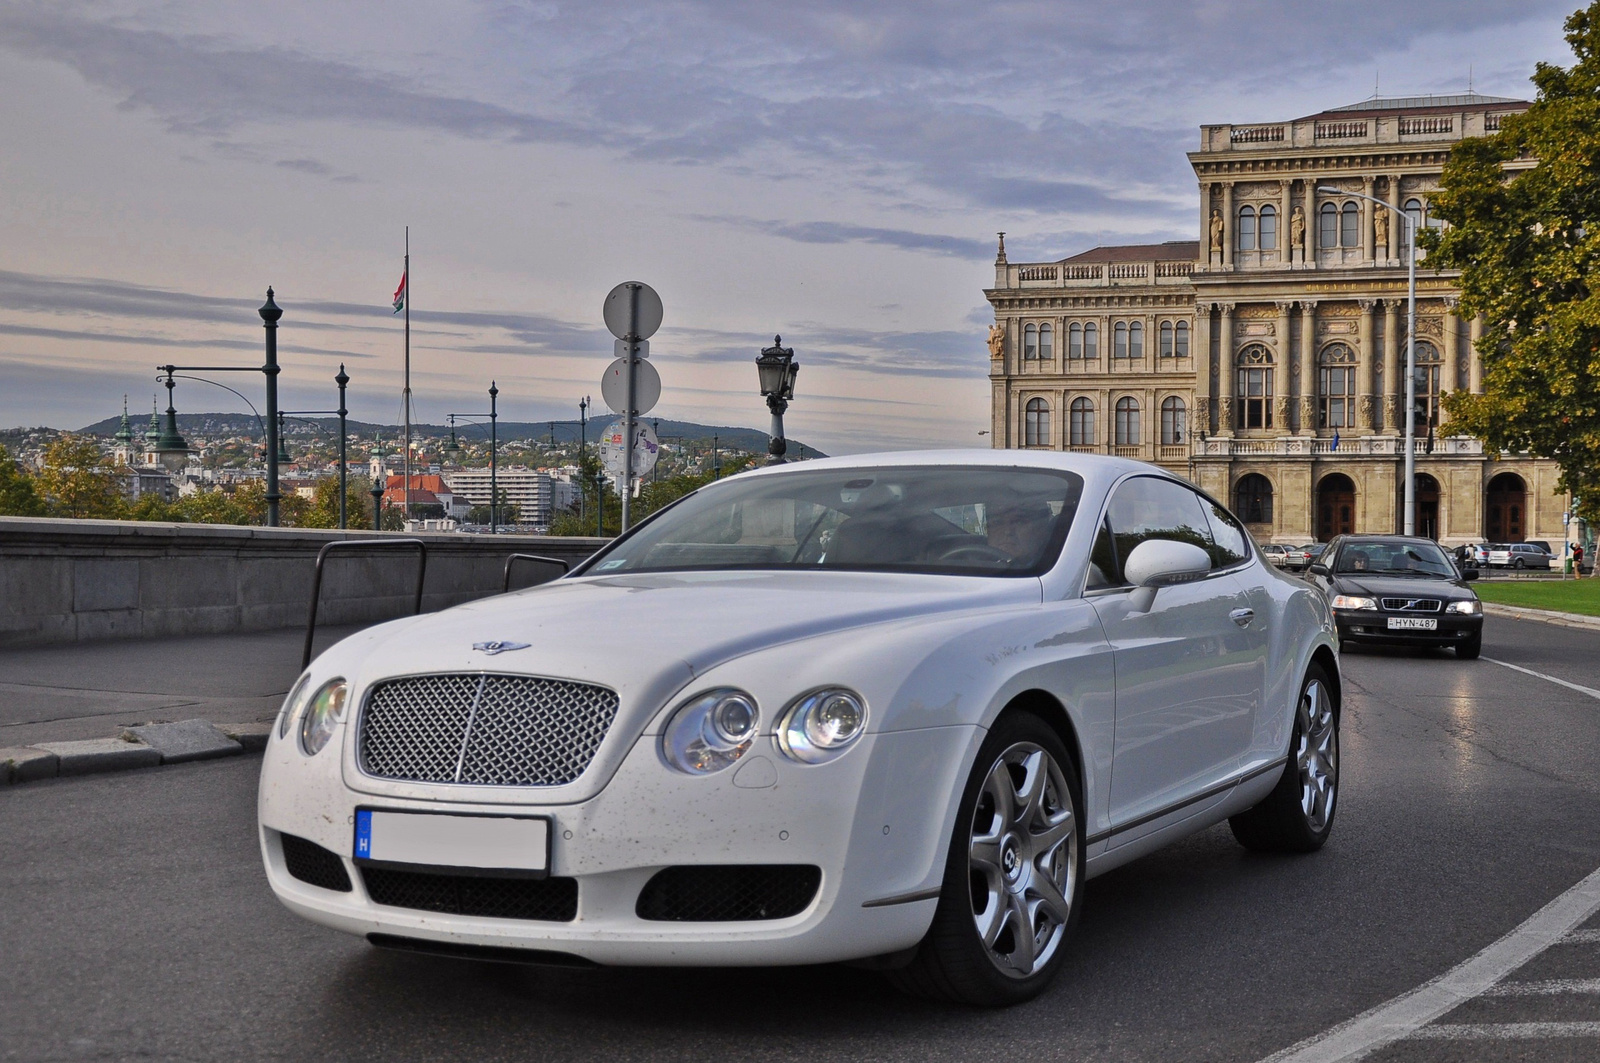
[1485,978,1600,996]
[1563,929,1600,944]
[1257,864,1600,1063]
[1410,1022,1600,1040]
[1482,657,1600,701]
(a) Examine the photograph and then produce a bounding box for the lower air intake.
[281,833,353,893]
[361,868,577,922]
[636,865,822,922]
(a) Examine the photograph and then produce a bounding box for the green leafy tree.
[36,435,127,519]
[298,475,377,529]
[1423,2,1600,523]
[0,443,46,516]
[546,451,757,537]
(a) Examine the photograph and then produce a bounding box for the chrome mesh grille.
[359,674,619,787]
[1380,598,1441,612]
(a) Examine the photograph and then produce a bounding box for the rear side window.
[1098,477,1217,585]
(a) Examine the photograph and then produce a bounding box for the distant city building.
[987,92,1560,546]
[384,473,465,517]
[443,467,553,525]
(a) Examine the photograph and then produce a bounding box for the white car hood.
[337,569,1041,804]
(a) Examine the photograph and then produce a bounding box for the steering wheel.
[936,543,1014,565]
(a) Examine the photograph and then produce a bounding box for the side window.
[1199,495,1251,568]
[1102,477,1216,584]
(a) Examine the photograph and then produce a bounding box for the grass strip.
[1475,578,1600,618]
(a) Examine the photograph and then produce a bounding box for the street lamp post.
[1319,186,1417,536]
[447,382,501,533]
[755,335,799,465]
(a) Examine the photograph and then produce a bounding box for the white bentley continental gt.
[259,451,1340,1005]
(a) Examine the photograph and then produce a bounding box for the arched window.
[1114,321,1129,358]
[1238,205,1257,251]
[1023,324,1038,360]
[1114,396,1141,445]
[1160,396,1186,444]
[1068,322,1083,359]
[1069,397,1095,446]
[1160,321,1174,358]
[1259,204,1277,251]
[1129,320,1144,358]
[1024,397,1050,446]
[1411,340,1442,428]
[1318,342,1357,429]
[1039,323,1053,360]
[1319,202,1338,250]
[1084,321,1099,358]
[1235,473,1274,524]
[1340,202,1360,247]
[1175,320,1190,357]
[1404,197,1423,235]
[1237,343,1274,429]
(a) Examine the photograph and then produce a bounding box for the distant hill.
[73,413,825,458]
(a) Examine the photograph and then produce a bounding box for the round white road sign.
[601,357,661,416]
[600,420,660,477]
[602,282,663,340]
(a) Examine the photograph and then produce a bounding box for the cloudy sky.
[0,0,1577,452]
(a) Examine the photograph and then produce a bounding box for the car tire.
[1513,558,1525,570]
[889,711,1083,1007]
[1456,632,1482,659]
[1228,664,1338,854]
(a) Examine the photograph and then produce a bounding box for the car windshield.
[1335,540,1456,578]
[581,465,1085,577]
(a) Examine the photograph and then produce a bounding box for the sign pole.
[622,283,640,533]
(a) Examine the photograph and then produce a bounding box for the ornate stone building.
[986,93,1565,546]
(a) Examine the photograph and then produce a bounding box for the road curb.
[3,720,272,786]
[1482,603,1600,631]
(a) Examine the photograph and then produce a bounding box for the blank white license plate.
[354,809,548,873]
[1387,617,1438,631]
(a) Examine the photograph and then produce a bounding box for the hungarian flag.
[392,271,407,315]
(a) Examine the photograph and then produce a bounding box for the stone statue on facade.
[1209,210,1225,252]
[986,323,1006,358]
[1374,206,1389,249]
[1290,206,1306,251]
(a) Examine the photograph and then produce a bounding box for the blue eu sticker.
[354,810,372,858]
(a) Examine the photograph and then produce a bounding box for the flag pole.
[403,226,411,526]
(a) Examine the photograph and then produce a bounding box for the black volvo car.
[1305,535,1484,658]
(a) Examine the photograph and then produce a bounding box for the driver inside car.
[986,500,1054,565]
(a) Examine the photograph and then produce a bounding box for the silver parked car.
[1488,543,1552,570]
[1259,543,1290,566]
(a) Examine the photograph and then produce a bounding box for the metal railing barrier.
[303,539,428,669]
[503,553,572,593]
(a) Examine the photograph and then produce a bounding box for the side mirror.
[1461,566,1479,581]
[1308,562,1330,577]
[1123,539,1212,612]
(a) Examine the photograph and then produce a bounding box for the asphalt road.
[4,615,1600,1063]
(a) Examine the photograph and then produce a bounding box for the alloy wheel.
[967,742,1077,978]
[1296,679,1338,832]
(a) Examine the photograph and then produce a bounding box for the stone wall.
[0,517,607,646]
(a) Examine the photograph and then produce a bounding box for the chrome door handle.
[1229,608,1255,628]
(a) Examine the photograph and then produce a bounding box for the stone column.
[1280,180,1293,264]
[1362,175,1376,263]
[1275,301,1294,434]
[1382,299,1402,434]
[1221,182,1235,269]
[1469,315,1485,393]
[1385,174,1402,263]
[1442,299,1460,426]
[1218,303,1236,434]
[1299,300,1318,434]
[1194,302,1213,434]
[1357,300,1378,430]
[1305,180,1318,266]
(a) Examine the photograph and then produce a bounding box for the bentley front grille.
[358,673,619,787]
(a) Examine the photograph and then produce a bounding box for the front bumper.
[1334,610,1483,646]
[258,723,978,966]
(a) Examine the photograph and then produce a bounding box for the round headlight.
[298,678,350,757]
[662,689,759,775]
[277,673,313,740]
[778,688,867,765]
